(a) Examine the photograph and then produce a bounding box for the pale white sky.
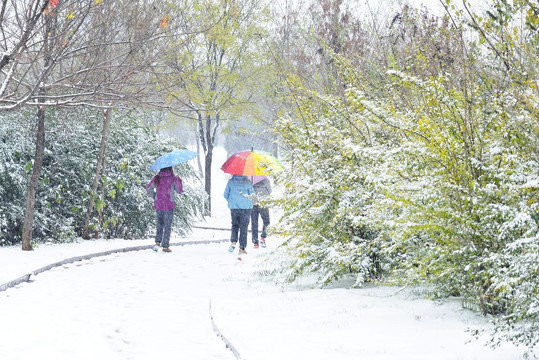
[403,0,489,14]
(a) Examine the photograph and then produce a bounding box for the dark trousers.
[230,208,251,250]
[155,210,174,248]
[251,205,270,243]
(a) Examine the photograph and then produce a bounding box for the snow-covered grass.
[0,147,534,359]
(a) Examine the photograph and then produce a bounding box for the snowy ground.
[0,148,535,359]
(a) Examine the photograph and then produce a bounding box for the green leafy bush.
[0,108,206,245]
[272,1,539,353]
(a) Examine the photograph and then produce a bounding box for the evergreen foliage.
[0,108,205,246]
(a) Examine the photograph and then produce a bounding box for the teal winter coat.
[224,175,254,209]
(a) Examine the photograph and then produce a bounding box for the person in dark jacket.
[223,175,254,254]
[251,176,272,248]
[146,167,183,252]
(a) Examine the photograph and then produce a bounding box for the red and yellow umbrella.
[221,149,283,176]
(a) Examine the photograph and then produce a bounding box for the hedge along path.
[0,238,245,359]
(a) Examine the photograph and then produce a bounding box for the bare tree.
[164,0,269,215]
[78,0,180,239]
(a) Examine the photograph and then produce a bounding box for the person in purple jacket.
[146,167,183,252]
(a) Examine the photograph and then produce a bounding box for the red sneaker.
[260,238,266,248]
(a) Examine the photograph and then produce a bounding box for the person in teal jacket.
[224,175,254,254]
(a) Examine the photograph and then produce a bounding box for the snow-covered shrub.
[376,55,539,357]
[0,111,32,245]
[102,113,206,239]
[488,231,539,356]
[0,108,205,244]
[272,1,539,352]
[272,82,391,287]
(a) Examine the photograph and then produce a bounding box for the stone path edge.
[0,239,228,293]
[210,299,243,360]
[0,238,245,359]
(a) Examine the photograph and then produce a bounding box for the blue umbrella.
[150,150,199,171]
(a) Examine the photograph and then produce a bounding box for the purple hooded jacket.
[146,168,183,211]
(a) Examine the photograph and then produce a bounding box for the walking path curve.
[0,229,532,360]
[0,238,256,360]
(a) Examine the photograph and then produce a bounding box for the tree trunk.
[203,111,221,217]
[196,109,220,216]
[273,133,279,159]
[97,144,108,232]
[82,108,112,239]
[21,105,46,251]
[21,10,52,251]
[204,144,213,216]
[194,121,203,177]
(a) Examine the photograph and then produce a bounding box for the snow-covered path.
[0,242,239,360]
[1,236,535,360]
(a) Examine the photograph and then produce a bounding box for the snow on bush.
[0,108,206,245]
[271,3,539,352]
